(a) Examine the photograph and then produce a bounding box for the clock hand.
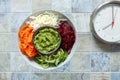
[102,23,112,30]
[112,6,114,28]
[102,8,117,30]
[112,8,117,28]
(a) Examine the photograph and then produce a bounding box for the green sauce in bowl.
[33,27,61,54]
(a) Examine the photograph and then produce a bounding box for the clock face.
[93,3,120,43]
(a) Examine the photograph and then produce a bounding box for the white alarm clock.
[90,0,120,43]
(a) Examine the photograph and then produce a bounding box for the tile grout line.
[0,72,120,73]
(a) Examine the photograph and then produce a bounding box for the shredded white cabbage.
[26,11,59,29]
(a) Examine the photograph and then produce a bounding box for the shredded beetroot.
[57,21,76,53]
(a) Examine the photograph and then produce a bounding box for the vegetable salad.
[18,11,76,68]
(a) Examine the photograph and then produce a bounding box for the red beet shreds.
[57,21,76,53]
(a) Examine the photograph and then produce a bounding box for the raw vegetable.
[33,27,60,53]
[18,24,37,59]
[57,21,75,53]
[26,11,59,29]
[34,48,68,68]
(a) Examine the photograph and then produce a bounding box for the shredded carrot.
[18,24,37,59]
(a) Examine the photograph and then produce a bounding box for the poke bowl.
[18,10,77,70]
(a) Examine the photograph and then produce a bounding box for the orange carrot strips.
[18,24,37,59]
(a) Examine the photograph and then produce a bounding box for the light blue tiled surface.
[11,0,32,12]
[72,0,93,12]
[111,52,120,72]
[91,36,112,52]
[73,13,91,33]
[0,33,11,51]
[71,52,90,72]
[31,73,50,80]
[32,0,51,12]
[71,73,90,80]
[0,13,10,32]
[0,53,10,72]
[52,0,71,12]
[8,13,32,33]
[0,73,11,80]
[51,61,70,72]
[11,73,31,80]
[50,73,71,80]
[76,34,92,52]
[90,73,110,80]
[10,33,19,51]
[10,52,32,72]
[91,52,110,72]
[111,73,120,80]
[0,0,10,12]
[0,0,120,80]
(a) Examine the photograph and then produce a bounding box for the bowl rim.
[19,10,77,70]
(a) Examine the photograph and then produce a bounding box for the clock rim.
[90,0,120,44]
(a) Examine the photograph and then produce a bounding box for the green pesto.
[33,27,60,53]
